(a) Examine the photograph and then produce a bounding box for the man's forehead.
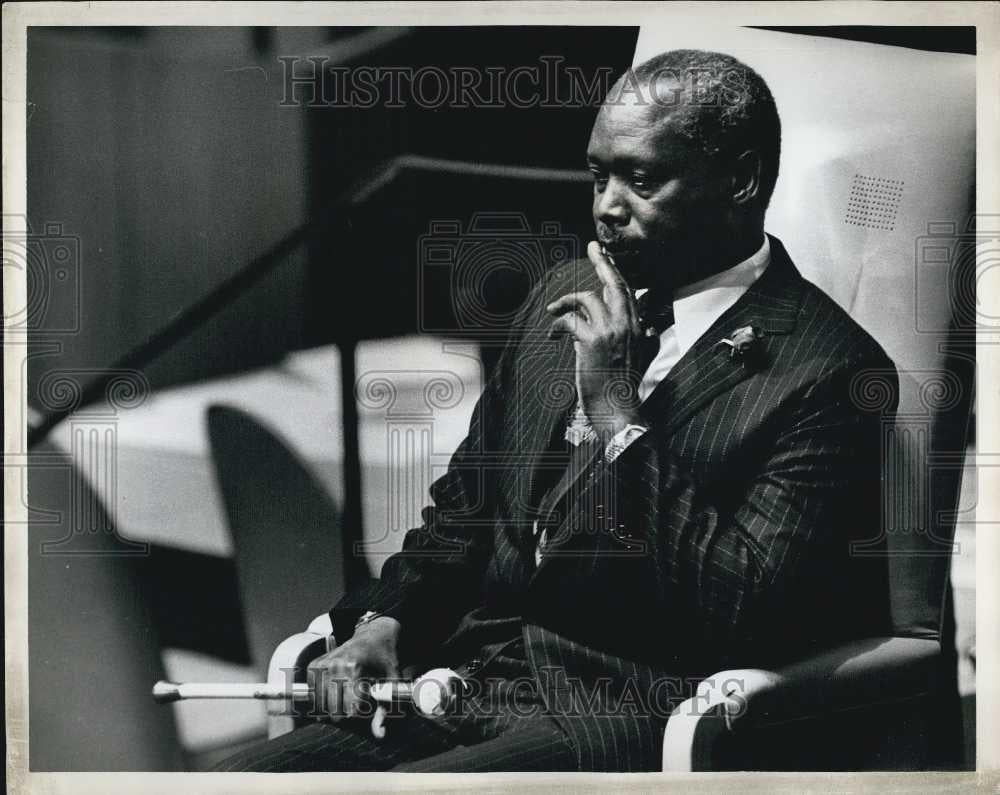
[590,90,685,150]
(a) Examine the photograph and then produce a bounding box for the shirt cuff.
[564,401,597,447]
[604,424,649,462]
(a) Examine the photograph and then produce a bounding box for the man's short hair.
[627,49,782,208]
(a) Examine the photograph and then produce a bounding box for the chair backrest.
[206,404,347,675]
[632,27,976,641]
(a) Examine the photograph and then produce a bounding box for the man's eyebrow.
[589,153,646,170]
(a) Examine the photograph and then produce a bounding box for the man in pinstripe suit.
[217,49,896,773]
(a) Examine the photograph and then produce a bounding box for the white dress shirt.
[536,236,771,565]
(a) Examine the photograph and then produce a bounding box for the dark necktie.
[636,291,675,377]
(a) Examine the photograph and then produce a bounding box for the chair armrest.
[662,635,941,771]
[266,614,335,739]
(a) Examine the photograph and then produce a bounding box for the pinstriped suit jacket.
[332,235,898,771]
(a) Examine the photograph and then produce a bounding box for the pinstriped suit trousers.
[213,680,577,772]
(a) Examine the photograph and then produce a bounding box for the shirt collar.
[642,236,771,357]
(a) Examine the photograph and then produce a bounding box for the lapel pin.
[718,325,765,362]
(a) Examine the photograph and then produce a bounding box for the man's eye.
[590,171,608,188]
[631,174,651,191]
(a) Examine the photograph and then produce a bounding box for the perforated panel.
[845,174,905,232]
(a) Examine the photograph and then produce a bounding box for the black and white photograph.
[3,2,997,789]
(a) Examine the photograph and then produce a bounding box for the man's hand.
[546,241,644,438]
[307,615,401,721]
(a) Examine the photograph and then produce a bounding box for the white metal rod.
[153,680,310,704]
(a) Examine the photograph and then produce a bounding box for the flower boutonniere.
[718,325,765,363]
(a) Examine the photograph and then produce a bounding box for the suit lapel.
[515,333,576,502]
[638,235,803,435]
[508,260,600,514]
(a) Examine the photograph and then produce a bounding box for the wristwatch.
[604,423,649,462]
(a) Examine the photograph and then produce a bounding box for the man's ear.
[731,150,762,205]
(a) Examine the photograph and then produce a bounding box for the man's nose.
[594,177,630,225]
